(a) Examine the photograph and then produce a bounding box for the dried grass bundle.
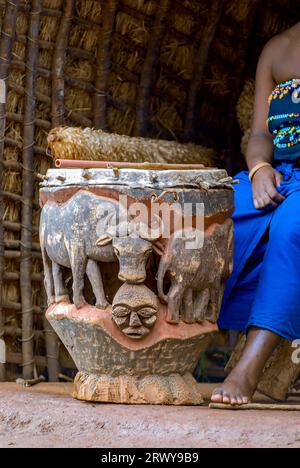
[3,281,20,304]
[65,1,102,129]
[150,99,182,141]
[116,11,149,47]
[180,0,204,13]
[108,43,140,111]
[42,0,64,9]
[226,0,251,22]
[16,11,28,35]
[237,79,255,133]
[32,211,42,244]
[3,201,20,224]
[65,87,92,117]
[48,126,216,166]
[160,37,194,81]
[70,25,100,52]
[171,9,196,36]
[212,39,239,74]
[204,65,231,97]
[122,0,156,16]
[75,0,102,23]
[65,58,94,82]
[156,76,185,109]
[112,78,136,105]
[4,229,18,242]
[40,14,60,42]
[3,171,22,195]
[107,107,135,136]
[4,139,22,161]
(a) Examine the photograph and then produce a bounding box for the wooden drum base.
[73,371,204,406]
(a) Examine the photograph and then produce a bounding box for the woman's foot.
[211,372,255,406]
[211,327,282,406]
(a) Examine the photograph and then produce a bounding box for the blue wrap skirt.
[218,162,300,342]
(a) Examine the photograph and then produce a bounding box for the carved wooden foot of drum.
[40,164,234,405]
[73,373,205,405]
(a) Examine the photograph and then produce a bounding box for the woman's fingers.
[252,166,285,210]
[253,196,266,210]
[274,170,284,187]
[253,199,260,210]
[265,185,285,204]
[253,192,277,210]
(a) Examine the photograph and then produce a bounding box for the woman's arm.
[246,39,286,209]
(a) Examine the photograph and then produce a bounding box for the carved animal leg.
[219,281,226,309]
[52,262,70,304]
[166,285,185,324]
[86,259,109,309]
[182,288,195,324]
[42,248,55,306]
[207,281,221,322]
[194,288,210,322]
[70,248,87,309]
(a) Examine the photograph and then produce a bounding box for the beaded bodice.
[267,79,300,160]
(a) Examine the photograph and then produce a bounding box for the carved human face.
[112,283,159,340]
[112,304,157,339]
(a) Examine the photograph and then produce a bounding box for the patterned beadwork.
[273,126,300,148]
[268,113,300,123]
[268,79,300,104]
[268,80,300,150]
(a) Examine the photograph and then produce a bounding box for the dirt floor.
[0,383,300,448]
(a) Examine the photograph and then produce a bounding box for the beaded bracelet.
[249,162,272,182]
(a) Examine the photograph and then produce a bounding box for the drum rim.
[40,167,231,191]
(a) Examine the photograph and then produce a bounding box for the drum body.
[40,166,234,405]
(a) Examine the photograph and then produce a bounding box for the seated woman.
[212,23,300,406]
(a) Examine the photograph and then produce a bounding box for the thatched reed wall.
[0,0,298,382]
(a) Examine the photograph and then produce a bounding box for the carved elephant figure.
[157,222,234,324]
[40,191,160,309]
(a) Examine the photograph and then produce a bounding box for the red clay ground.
[0,383,300,448]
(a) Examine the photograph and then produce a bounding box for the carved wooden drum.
[40,165,234,405]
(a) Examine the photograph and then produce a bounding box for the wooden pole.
[41,287,60,382]
[184,0,223,142]
[52,0,74,128]
[133,0,171,137]
[93,0,118,130]
[49,0,74,380]
[21,0,41,380]
[0,0,20,382]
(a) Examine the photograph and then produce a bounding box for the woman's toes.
[211,389,223,403]
[236,396,244,406]
[222,393,231,404]
[242,396,250,405]
[230,396,238,406]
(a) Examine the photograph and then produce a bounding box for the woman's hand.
[251,166,285,210]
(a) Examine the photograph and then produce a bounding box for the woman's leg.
[218,172,274,332]
[212,190,300,405]
[211,328,281,405]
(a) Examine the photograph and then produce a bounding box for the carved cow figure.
[40,191,160,309]
[97,222,160,285]
[157,222,233,324]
